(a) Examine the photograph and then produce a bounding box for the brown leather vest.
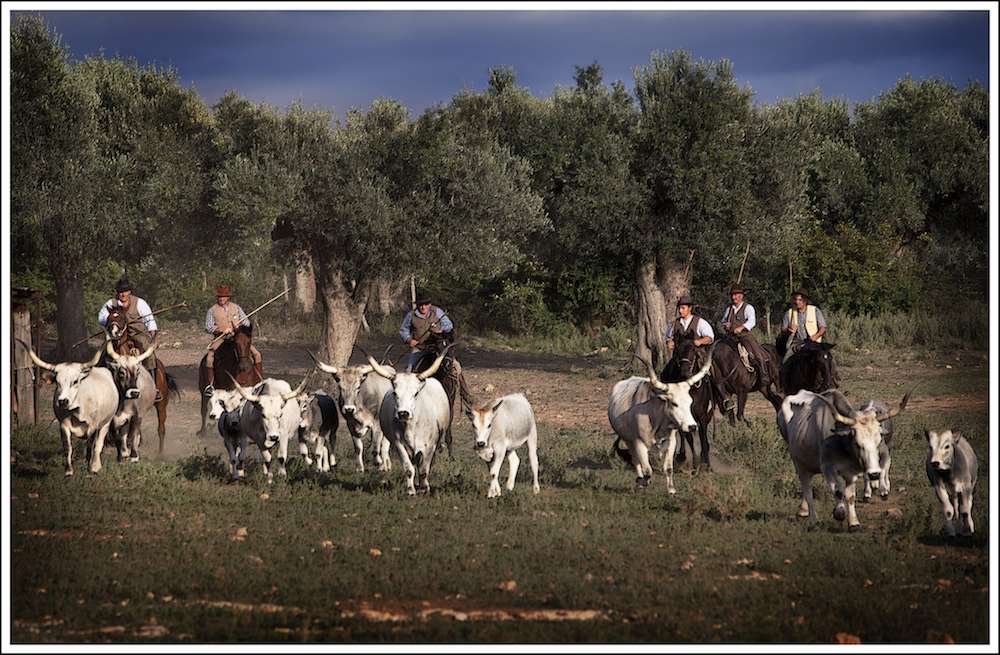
[411,306,439,342]
[211,302,243,333]
[728,303,749,330]
[671,315,702,341]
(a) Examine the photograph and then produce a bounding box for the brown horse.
[198,324,261,435]
[104,307,180,455]
[710,335,784,426]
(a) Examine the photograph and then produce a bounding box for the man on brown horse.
[719,284,774,402]
[399,295,455,372]
[780,288,828,357]
[98,277,160,401]
[665,295,715,365]
[203,284,262,395]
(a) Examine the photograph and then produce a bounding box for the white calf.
[467,393,540,498]
[925,430,978,536]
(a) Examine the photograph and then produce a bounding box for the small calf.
[297,392,340,472]
[208,388,249,483]
[466,393,540,498]
[925,430,978,536]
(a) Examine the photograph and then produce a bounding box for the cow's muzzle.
[57,398,70,409]
[867,471,881,481]
[125,388,141,400]
[475,440,488,449]
[265,434,280,448]
[931,460,943,470]
[342,405,356,415]
[396,410,411,422]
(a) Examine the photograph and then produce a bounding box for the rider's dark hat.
[415,295,432,306]
[792,287,810,302]
[676,295,695,307]
[729,283,747,295]
[215,284,232,297]
[114,277,132,293]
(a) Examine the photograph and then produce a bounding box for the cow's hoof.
[879,493,889,501]
[848,524,862,533]
[64,470,74,477]
[129,456,140,463]
[833,506,847,522]
[797,510,811,519]
[667,487,677,495]
[861,496,871,504]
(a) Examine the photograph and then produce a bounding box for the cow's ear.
[43,372,56,385]
[951,431,964,444]
[464,409,474,421]
[924,430,934,442]
[491,398,504,412]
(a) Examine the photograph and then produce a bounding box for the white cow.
[23,340,119,475]
[925,429,979,536]
[104,341,157,462]
[778,388,911,530]
[607,353,713,493]
[466,393,540,498]
[230,374,308,484]
[312,356,394,471]
[367,350,451,496]
[296,391,339,472]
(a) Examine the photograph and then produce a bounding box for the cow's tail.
[165,372,182,400]
[612,436,631,466]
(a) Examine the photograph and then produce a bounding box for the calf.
[297,392,340,472]
[778,388,911,530]
[859,399,895,502]
[466,393,540,498]
[207,387,250,483]
[230,374,308,484]
[925,430,979,536]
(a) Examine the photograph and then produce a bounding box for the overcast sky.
[17,8,991,117]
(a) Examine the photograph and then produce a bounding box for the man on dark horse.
[778,287,840,392]
[718,283,775,410]
[781,287,828,354]
[664,295,715,369]
[98,277,161,401]
[203,284,263,396]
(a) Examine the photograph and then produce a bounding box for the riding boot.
[149,365,163,402]
[204,366,215,396]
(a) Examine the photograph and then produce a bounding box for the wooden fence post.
[12,299,35,426]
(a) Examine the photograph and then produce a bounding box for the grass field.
[9,340,991,645]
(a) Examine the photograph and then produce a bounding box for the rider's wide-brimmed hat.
[114,277,132,293]
[676,294,695,307]
[729,283,747,295]
[415,294,432,306]
[791,287,810,302]
[215,284,232,297]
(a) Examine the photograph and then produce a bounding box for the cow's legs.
[505,450,520,492]
[61,423,75,476]
[261,448,275,485]
[394,440,417,496]
[933,482,956,536]
[527,427,540,495]
[844,475,861,530]
[237,435,248,479]
[351,432,364,472]
[828,474,849,524]
[89,423,111,474]
[128,416,142,462]
[276,436,290,478]
[660,429,678,495]
[633,440,653,489]
[957,487,974,535]
[796,466,816,519]
[487,448,505,498]
[225,437,239,482]
[879,454,891,499]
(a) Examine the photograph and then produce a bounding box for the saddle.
[737,343,755,374]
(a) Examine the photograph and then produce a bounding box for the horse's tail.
[612,436,631,465]
[164,372,182,400]
[775,330,790,359]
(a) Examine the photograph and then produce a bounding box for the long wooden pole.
[206,289,289,350]
[736,241,751,284]
[74,301,189,348]
[788,258,793,296]
[410,275,416,312]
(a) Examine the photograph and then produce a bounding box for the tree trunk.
[372,277,406,318]
[295,252,316,315]
[12,302,35,425]
[316,258,369,367]
[53,266,88,361]
[634,257,669,372]
[658,251,689,318]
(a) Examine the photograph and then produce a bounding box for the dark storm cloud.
[17,9,989,114]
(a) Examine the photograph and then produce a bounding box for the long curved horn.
[308,351,338,376]
[226,371,260,403]
[19,339,56,371]
[878,387,914,422]
[361,347,396,381]
[83,341,106,370]
[814,392,856,427]
[634,353,668,392]
[417,344,454,381]
[106,339,123,363]
[681,346,715,388]
[281,373,311,401]
[136,342,157,363]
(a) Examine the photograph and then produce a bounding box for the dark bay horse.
[711,335,784,425]
[105,307,180,455]
[776,331,840,395]
[198,324,261,436]
[660,340,716,469]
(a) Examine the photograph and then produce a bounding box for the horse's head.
[106,307,129,348]
[672,338,702,379]
[803,342,837,390]
[232,323,254,373]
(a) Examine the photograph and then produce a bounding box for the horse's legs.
[737,390,750,426]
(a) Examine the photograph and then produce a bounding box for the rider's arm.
[235,304,250,328]
[719,306,730,331]
[741,304,756,332]
[694,319,714,347]
[138,298,158,333]
[98,301,111,327]
[205,308,217,335]
[435,309,454,333]
[812,307,828,341]
[399,312,413,343]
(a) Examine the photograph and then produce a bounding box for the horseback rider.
[780,287,828,357]
[203,284,263,395]
[98,277,160,401]
[399,294,455,372]
[720,283,774,391]
[664,295,714,375]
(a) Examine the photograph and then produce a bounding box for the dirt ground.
[33,323,989,464]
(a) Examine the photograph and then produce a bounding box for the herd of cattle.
[22,338,978,537]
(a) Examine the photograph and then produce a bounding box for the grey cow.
[207,388,250,483]
[777,388,911,530]
[104,341,157,462]
[607,353,713,493]
[23,340,119,475]
[230,375,309,484]
[925,429,978,536]
[311,356,394,472]
[297,391,340,472]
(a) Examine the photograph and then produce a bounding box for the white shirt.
[720,302,757,332]
[98,297,157,332]
[665,315,715,341]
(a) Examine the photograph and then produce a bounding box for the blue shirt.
[720,302,756,332]
[400,306,453,342]
[665,315,715,342]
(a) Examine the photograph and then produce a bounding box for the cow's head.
[818,389,912,480]
[230,373,308,448]
[466,397,504,458]
[105,340,156,399]
[641,348,713,433]
[367,347,450,423]
[926,429,963,473]
[312,355,382,423]
[207,387,244,421]
[22,340,105,412]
